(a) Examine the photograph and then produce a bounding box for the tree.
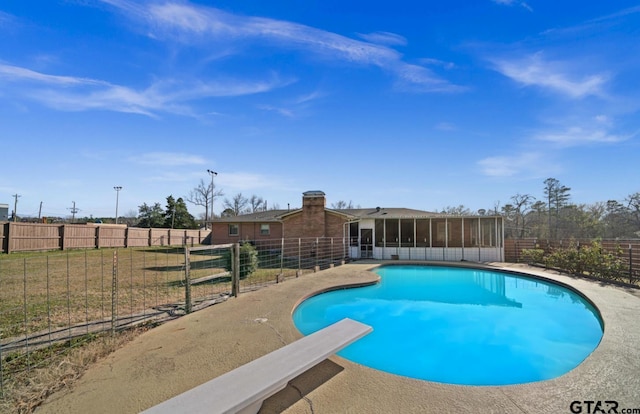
[501,204,517,239]
[543,178,571,238]
[137,202,164,228]
[332,200,354,209]
[223,193,249,216]
[163,196,197,229]
[185,179,224,223]
[560,204,601,238]
[440,205,472,215]
[221,208,236,218]
[603,200,627,238]
[510,193,535,239]
[526,201,548,239]
[626,192,640,235]
[248,195,266,212]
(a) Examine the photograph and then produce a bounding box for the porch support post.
[461,218,465,261]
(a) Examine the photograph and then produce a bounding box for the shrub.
[580,241,625,281]
[225,242,259,279]
[520,248,545,265]
[524,240,627,282]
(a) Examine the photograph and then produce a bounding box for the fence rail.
[505,238,640,281]
[0,222,210,253]
[0,237,350,397]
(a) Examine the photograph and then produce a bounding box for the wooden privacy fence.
[0,222,211,253]
[505,238,640,279]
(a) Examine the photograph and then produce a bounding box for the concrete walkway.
[36,262,640,414]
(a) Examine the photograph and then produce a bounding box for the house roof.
[335,207,448,219]
[214,209,290,222]
[212,206,459,223]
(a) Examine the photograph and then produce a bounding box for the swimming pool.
[293,265,603,385]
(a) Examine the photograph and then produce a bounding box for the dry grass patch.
[0,326,154,414]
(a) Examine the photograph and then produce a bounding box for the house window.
[229,224,239,236]
[260,224,270,235]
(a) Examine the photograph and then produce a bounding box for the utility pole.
[38,201,43,219]
[68,201,79,223]
[114,186,122,224]
[12,194,20,222]
[207,170,217,229]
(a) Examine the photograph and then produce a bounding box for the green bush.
[527,240,627,282]
[579,241,625,281]
[225,242,259,279]
[520,248,545,264]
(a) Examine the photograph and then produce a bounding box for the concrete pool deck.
[36,261,640,414]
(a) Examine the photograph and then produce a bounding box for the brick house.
[210,191,504,262]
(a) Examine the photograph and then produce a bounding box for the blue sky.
[1,1,639,219]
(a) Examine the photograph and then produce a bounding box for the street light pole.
[206,170,217,229]
[114,186,122,224]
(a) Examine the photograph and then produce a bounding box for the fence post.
[630,244,634,284]
[184,247,192,314]
[280,238,284,278]
[23,258,31,373]
[330,238,335,266]
[6,222,12,254]
[60,224,66,251]
[297,238,301,277]
[0,329,3,397]
[111,250,118,336]
[314,238,319,272]
[232,243,240,297]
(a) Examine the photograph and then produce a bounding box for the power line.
[68,201,80,223]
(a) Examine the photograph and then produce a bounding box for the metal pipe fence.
[4,235,637,399]
[505,238,639,284]
[0,237,349,396]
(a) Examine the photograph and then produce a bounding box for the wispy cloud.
[101,0,462,93]
[0,64,107,86]
[356,31,407,46]
[129,152,207,166]
[0,11,17,27]
[293,90,325,105]
[257,104,295,118]
[435,122,457,131]
[0,63,289,116]
[531,113,633,147]
[477,152,555,177]
[533,126,629,147]
[542,5,640,37]
[256,89,326,118]
[491,52,608,98]
[420,58,456,70]
[491,0,533,12]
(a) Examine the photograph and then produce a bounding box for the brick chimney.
[302,191,326,237]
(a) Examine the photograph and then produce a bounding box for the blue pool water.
[293,265,603,385]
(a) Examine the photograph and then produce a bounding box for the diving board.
[141,318,372,414]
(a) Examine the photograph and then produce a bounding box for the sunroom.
[346,214,504,262]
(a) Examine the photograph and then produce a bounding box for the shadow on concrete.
[259,359,345,413]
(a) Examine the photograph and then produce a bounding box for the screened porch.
[347,217,504,262]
